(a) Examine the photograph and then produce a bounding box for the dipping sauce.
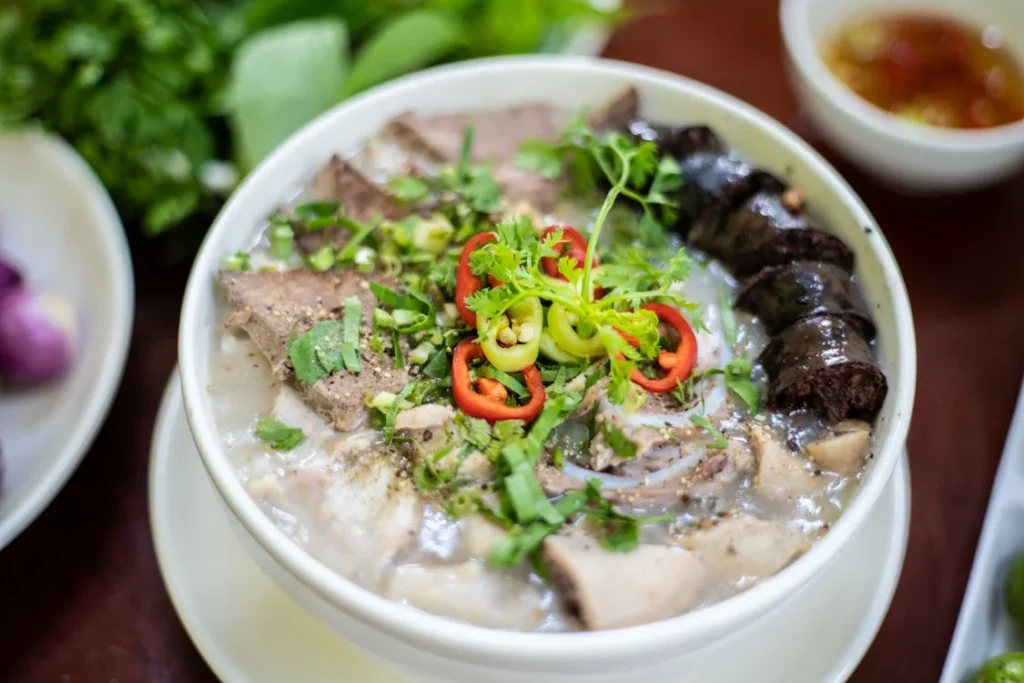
[822,15,1024,129]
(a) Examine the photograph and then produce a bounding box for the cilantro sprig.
[469,122,697,404]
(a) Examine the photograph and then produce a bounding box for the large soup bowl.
[179,56,916,682]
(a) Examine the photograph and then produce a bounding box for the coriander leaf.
[602,422,638,460]
[294,200,341,218]
[456,413,493,451]
[288,319,345,384]
[342,10,464,97]
[689,414,728,449]
[256,418,305,451]
[387,176,429,203]
[513,140,563,179]
[384,381,419,442]
[724,358,760,414]
[423,347,452,379]
[459,166,503,214]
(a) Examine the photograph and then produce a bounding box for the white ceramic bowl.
[0,131,134,551]
[781,0,1024,192]
[178,56,916,683]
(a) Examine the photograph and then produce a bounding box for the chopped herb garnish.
[224,251,251,272]
[689,414,728,449]
[269,221,294,260]
[294,200,341,218]
[476,365,530,399]
[513,139,563,179]
[422,347,452,379]
[601,422,638,460]
[392,329,404,369]
[307,244,335,272]
[341,297,363,373]
[383,381,419,442]
[256,418,305,451]
[723,357,760,414]
[387,176,429,203]
[287,320,344,384]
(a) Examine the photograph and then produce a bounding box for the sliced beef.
[298,155,411,254]
[735,261,874,338]
[388,104,560,163]
[386,104,563,212]
[543,535,706,630]
[758,315,887,423]
[219,268,411,430]
[679,514,811,581]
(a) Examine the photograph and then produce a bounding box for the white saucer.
[0,131,133,551]
[150,370,911,683]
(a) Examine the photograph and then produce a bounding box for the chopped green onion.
[476,366,530,399]
[373,308,396,328]
[269,222,294,260]
[294,200,340,218]
[412,216,454,254]
[392,329,404,369]
[723,358,760,414]
[408,341,435,365]
[341,297,362,373]
[224,251,252,271]
[383,381,418,442]
[307,244,335,271]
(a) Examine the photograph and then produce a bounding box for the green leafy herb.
[383,381,419,442]
[227,19,349,171]
[513,140,564,179]
[689,414,728,449]
[601,422,638,460]
[224,251,251,271]
[476,366,530,399]
[456,414,493,451]
[256,418,305,451]
[342,10,464,97]
[392,329,404,369]
[423,347,452,379]
[720,292,737,346]
[387,176,430,203]
[269,221,295,260]
[341,297,363,373]
[307,244,335,271]
[723,358,760,414]
[369,282,435,334]
[288,320,343,384]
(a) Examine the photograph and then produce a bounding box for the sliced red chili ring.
[619,303,698,393]
[451,339,546,423]
[454,233,497,327]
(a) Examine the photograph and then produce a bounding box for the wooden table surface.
[2,1,1023,681]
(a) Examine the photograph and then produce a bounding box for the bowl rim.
[0,131,135,551]
[179,55,917,663]
[780,0,1024,148]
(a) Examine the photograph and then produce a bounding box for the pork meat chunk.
[543,535,706,629]
[679,515,811,581]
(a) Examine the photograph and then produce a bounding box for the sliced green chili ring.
[478,297,542,372]
[539,329,579,364]
[547,303,604,357]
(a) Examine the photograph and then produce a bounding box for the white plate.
[941,380,1024,682]
[151,370,911,683]
[0,131,133,551]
